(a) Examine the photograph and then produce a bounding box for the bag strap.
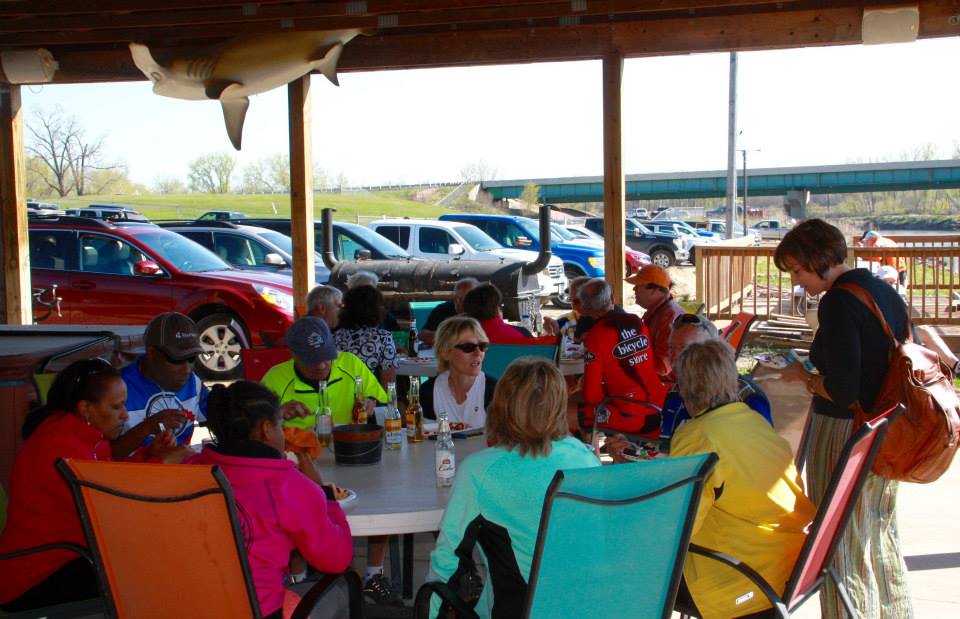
[833,282,908,346]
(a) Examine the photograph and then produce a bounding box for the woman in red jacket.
[0,358,182,612]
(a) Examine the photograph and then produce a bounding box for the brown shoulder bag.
[835,283,960,483]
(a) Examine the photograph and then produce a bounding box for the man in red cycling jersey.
[568,278,668,438]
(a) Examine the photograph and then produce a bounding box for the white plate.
[337,488,357,509]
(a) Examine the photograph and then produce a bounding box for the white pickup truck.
[753,219,792,240]
[369,219,568,304]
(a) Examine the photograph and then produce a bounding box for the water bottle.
[408,318,419,358]
[315,380,333,448]
[520,313,532,334]
[384,382,403,450]
[435,412,456,487]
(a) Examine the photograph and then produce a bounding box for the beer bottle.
[351,375,367,424]
[315,379,333,448]
[408,318,419,358]
[406,381,424,443]
[384,382,403,450]
[435,412,455,487]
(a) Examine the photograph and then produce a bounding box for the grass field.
[52,190,477,222]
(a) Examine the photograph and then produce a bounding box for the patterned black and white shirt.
[334,326,399,375]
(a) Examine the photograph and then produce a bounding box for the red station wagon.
[29,216,295,379]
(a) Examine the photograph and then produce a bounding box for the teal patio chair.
[482,335,559,380]
[415,452,718,619]
[411,301,444,330]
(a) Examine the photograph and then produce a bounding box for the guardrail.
[698,235,960,325]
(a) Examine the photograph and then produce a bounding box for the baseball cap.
[876,265,899,283]
[144,312,203,361]
[286,316,338,366]
[625,264,672,289]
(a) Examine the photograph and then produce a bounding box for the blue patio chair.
[482,336,559,380]
[414,452,718,619]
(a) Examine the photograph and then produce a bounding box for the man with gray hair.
[420,277,479,346]
[567,278,666,437]
[346,270,379,289]
[305,284,343,330]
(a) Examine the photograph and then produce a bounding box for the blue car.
[439,213,605,308]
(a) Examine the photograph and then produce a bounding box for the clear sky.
[20,36,960,189]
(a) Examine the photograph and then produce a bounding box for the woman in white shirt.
[421,316,496,428]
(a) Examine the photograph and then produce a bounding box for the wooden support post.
[0,84,31,325]
[602,52,626,306]
[288,75,315,318]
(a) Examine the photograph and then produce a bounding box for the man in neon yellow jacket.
[262,316,386,454]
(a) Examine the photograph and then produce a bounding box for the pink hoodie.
[186,446,353,616]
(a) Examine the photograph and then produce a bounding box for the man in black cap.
[112,312,208,459]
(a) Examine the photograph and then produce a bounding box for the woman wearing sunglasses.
[0,358,186,612]
[420,317,497,428]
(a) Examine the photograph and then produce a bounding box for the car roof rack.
[28,215,116,229]
[165,220,240,229]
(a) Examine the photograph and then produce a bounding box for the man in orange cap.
[627,265,686,382]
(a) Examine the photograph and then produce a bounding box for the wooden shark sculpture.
[130,30,364,150]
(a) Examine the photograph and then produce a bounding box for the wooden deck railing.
[698,235,960,324]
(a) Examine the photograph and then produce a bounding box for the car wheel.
[196,313,245,380]
[650,249,674,269]
[553,265,584,309]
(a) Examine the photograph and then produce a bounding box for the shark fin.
[129,43,164,84]
[205,79,243,100]
[313,42,344,86]
[221,97,250,151]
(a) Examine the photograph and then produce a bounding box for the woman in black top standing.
[775,219,912,619]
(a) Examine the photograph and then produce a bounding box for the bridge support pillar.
[784,189,810,220]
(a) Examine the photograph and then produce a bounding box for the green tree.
[188,153,235,193]
[153,175,186,194]
[519,182,540,209]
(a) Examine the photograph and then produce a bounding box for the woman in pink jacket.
[187,381,353,619]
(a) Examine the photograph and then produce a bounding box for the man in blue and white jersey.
[111,312,208,459]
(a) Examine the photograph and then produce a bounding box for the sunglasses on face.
[453,341,489,354]
[161,350,197,365]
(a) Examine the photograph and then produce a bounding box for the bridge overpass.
[482,160,960,204]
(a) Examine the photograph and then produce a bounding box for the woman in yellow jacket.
[670,340,816,619]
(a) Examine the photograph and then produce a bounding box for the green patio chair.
[415,452,718,619]
[410,301,444,330]
[482,336,559,380]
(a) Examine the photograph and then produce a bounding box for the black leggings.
[0,557,99,612]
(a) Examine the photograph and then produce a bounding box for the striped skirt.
[804,413,913,619]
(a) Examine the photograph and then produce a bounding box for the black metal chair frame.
[414,453,718,619]
[0,543,104,619]
[592,395,663,445]
[676,410,896,619]
[55,459,363,619]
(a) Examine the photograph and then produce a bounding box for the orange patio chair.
[55,459,361,619]
[720,312,757,359]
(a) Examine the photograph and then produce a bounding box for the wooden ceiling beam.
[13,0,959,83]
[0,1,790,34]
[0,0,784,19]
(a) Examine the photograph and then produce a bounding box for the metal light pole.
[725,52,738,240]
[737,148,759,235]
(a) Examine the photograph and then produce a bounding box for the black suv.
[583,217,688,268]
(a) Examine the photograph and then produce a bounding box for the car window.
[79,234,147,276]
[374,225,409,248]
[179,231,213,250]
[130,230,230,272]
[333,229,366,261]
[585,219,602,234]
[419,227,455,254]
[30,230,78,271]
[213,233,259,267]
[454,225,499,251]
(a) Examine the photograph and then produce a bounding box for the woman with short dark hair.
[775,218,913,618]
[187,381,352,619]
[334,285,399,389]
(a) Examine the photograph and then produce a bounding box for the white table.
[316,435,488,537]
[316,435,488,599]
